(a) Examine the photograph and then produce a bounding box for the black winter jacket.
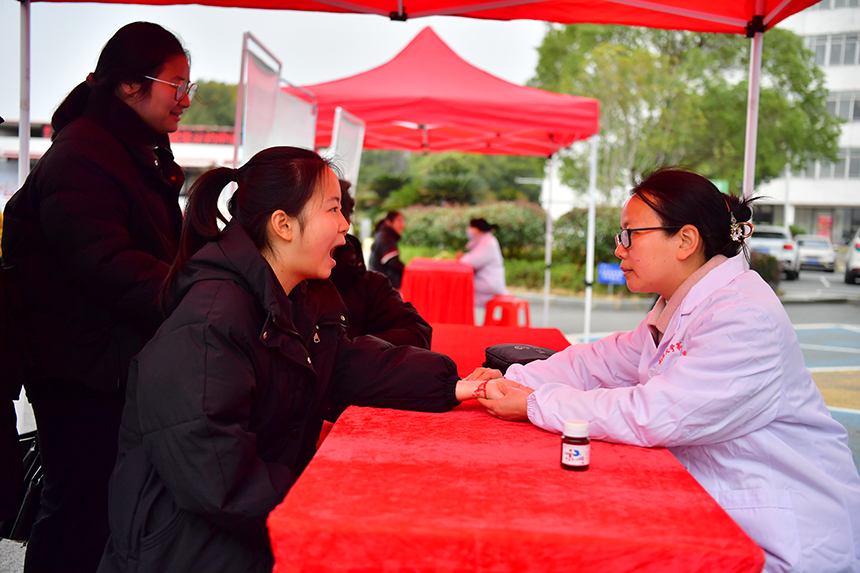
[97,223,459,573]
[1,88,183,393]
[368,225,405,289]
[331,233,431,348]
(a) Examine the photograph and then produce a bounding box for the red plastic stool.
[483,295,530,327]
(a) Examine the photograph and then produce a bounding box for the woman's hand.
[461,367,503,381]
[456,378,504,401]
[477,379,533,422]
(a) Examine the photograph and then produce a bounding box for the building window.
[850,150,860,178]
[809,35,828,65]
[826,91,860,121]
[806,34,859,66]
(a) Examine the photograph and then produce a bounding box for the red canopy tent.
[18,0,818,188]
[290,27,599,157]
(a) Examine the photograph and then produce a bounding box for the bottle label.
[562,442,590,467]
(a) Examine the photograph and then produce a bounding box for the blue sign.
[597,263,625,285]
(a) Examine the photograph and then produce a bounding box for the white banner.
[325,107,365,191]
[276,89,316,151]
[242,51,280,164]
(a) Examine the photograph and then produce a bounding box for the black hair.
[162,146,336,308]
[52,22,189,137]
[374,210,402,234]
[339,179,355,224]
[631,167,756,260]
[469,218,499,234]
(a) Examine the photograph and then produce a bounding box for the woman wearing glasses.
[1,22,194,573]
[465,167,860,573]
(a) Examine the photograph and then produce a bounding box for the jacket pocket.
[713,488,800,573]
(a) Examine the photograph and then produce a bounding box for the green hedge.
[400,202,546,259]
[750,251,781,289]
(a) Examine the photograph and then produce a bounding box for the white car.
[795,234,836,272]
[748,225,801,280]
[845,228,860,285]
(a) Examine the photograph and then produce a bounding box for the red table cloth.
[269,404,765,573]
[400,258,474,325]
[430,323,572,378]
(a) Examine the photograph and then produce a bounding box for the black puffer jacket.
[1,88,183,393]
[368,225,405,289]
[331,234,431,348]
[98,223,459,573]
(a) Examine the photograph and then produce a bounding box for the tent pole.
[742,9,765,200]
[19,0,31,187]
[583,136,598,342]
[542,155,555,327]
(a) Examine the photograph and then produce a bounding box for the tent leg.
[542,155,556,328]
[742,28,764,200]
[19,0,31,187]
[583,136,598,343]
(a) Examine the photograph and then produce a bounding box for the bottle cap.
[563,419,589,438]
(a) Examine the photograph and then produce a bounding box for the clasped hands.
[455,368,534,422]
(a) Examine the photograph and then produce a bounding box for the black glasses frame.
[615,226,682,249]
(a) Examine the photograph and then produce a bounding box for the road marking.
[799,343,860,355]
[829,406,860,414]
[809,366,860,372]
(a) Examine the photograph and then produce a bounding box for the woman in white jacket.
[457,218,506,308]
[466,168,860,573]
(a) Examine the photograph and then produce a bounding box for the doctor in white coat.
[457,218,506,308]
[466,167,860,573]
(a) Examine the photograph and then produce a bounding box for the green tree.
[531,25,841,195]
[181,80,238,127]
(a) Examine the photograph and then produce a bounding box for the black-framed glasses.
[614,226,682,249]
[144,76,197,102]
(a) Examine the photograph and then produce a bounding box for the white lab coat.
[506,255,860,573]
[460,232,506,308]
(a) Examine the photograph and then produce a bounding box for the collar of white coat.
[647,253,738,340]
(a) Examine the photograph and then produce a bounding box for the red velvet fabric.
[270,404,765,573]
[430,323,572,378]
[401,258,475,325]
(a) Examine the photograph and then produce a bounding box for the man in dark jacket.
[368,211,406,289]
[330,182,431,349]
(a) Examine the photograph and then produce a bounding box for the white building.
[759,0,860,244]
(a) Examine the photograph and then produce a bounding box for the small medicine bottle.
[561,419,590,471]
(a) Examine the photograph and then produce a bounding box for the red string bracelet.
[472,381,489,400]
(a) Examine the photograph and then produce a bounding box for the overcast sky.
[0,2,550,124]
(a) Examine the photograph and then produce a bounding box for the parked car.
[845,228,860,285]
[795,234,836,272]
[748,225,801,280]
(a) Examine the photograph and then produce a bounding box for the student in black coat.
[98,147,498,573]
[330,181,431,349]
[368,210,406,288]
[0,23,193,573]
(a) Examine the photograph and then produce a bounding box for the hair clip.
[729,212,754,242]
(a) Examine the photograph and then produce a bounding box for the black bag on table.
[483,343,557,372]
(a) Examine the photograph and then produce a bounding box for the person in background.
[465,167,860,573]
[1,22,192,573]
[330,181,431,349]
[456,218,506,308]
[97,147,498,572]
[369,210,405,289]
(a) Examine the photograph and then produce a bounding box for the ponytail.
[160,167,235,311]
[160,146,334,313]
[51,82,91,138]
